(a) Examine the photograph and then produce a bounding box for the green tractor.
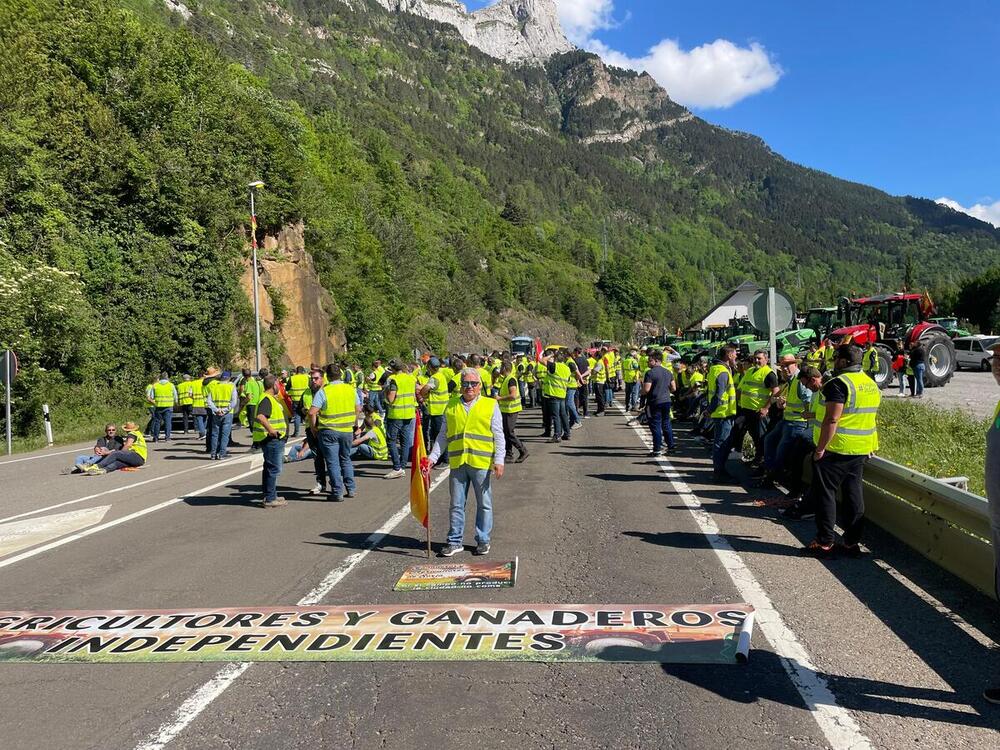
[928,317,972,339]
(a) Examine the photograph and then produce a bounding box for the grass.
[876,398,988,496]
[6,407,149,455]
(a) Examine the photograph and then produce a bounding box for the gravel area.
[881,369,998,419]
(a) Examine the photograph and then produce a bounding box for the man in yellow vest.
[622,349,642,412]
[497,358,528,462]
[150,372,179,443]
[759,355,813,486]
[708,345,739,481]
[382,360,416,479]
[177,373,194,435]
[308,363,362,501]
[425,368,505,557]
[805,344,881,557]
[253,375,290,508]
[83,421,147,475]
[417,357,451,461]
[352,406,389,461]
[285,366,310,438]
[367,359,386,416]
[736,350,781,470]
[541,349,572,442]
[206,370,238,460]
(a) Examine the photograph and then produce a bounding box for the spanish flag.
[409,410,430,531]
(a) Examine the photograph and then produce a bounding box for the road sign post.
[2,350,18,456]
[43,403,53,447]
[768,287,777,364]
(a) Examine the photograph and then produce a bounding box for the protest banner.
[0,604,754,664]
[394,559,518,591]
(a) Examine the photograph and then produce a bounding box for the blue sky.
[465,1,1000,224]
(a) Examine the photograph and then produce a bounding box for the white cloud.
[935,197,1000,228]
[551,1,782,109]
[554,0,616,42]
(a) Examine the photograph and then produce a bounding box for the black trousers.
[502,411,525,456]
[577,384,589,416]
[812,452,867,545]
[204,413,216,453]
[541,395,553,435]
[594,384,606,414]
[179,405,192,434]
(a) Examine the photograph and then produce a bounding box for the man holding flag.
[424,368,505,557]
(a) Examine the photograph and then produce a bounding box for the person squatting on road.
[425,368,505,558]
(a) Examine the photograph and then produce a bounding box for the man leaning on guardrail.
[803,344,881,559]
[984,342,1000,706]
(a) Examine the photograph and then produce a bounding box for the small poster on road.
[394,558,518,591]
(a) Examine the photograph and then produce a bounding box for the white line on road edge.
[0,454,257,526]
[135,468,452,750]
[619,409,873,750]
[0,467,260,571]
[0,446,84,465]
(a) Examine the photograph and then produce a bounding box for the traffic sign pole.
[4,350,11,456]
[768,287,777,364]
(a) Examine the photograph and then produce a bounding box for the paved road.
[883,370,996,419]
[0,409,998,749]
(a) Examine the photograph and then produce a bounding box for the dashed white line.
[619,407,873,750]
[134,468,452,750]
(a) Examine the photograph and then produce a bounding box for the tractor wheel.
[872,344,895,389]
[921,330,956,388]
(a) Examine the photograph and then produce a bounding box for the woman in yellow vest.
[84,422,147,474]
[497,359,528,462]
[425,368,505,557]
[805,344,881,557]
[253,375,290,507]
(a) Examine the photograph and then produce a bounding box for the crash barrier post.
[864,456,995,600]
[42,404,53,447]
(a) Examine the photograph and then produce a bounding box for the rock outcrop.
[375,0,573,63]
[239,222,346,368]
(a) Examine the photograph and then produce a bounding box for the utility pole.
[601,218,608,275]
[709,272,716,306]
[248,181,265,372]
[876,270,882,293]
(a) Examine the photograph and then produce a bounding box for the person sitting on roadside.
[284,437,313,463]
[82,422,147,475]
[69,424,124,473]
[351,408,389,461]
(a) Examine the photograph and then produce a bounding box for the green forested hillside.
[1,0,998,438]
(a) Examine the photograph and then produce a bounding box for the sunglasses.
[460,381,481,388]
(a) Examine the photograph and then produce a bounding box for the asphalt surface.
[0,408,998,749]
[883,370,998,419]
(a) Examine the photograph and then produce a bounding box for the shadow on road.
[311,531,432,557]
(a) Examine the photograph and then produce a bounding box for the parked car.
[953,335,999,371]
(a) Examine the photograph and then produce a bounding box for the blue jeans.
[289,412,301,438]
[386,417,414,471]
[897,370,905,394]
[648,402,675,451]
[625,382,640,411]
[772,421,810,474]
[448,464,493,545]
[211,412,233,457]
[565,388,579,426]
[914,363,926,395]
[351,443,374,460]
[550,397,570,439]
[604,385,613,406]
[712,417,735,475]
[369,391,384,416]
[261,437,286,501]
[75,453,101,469]
[151,407,173,441]
[319,429,355,498]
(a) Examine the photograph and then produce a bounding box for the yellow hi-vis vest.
[369,422,388,460]
[811,371,881,455]
[543,362,570,399]
[477,367,493,393]
[190,378,206,408]
[782,377,808,423]
[445,395,497,470]
[318,382,357,432]
[207,380,235,410]
[369,366,385,392]
[534,362,546,384]
[386,373,416,420]
[498,374,522,414]
[738,365,774,411]
[178,380,193,406]
[622,357,641,383]
[152,381,175,408]
[252,393,288,441]
[592,359,607,384]
[288,373,310,403]
[427,371,451,417]
[125,429,147,462]
[862,347,879,377]
[708,364,736,418]
[689,371,706,391]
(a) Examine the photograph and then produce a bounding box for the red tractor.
[827,293,956,389]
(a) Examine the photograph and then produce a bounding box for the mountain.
[2,0,999,436]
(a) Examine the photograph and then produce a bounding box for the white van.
[953,335,999,371]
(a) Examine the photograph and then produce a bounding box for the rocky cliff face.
[375,0,573,63]
[239,222,346,368]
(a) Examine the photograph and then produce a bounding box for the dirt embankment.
[446,310,581,353]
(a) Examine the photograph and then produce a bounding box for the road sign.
[748,289,795,335]
[1,350,17,387]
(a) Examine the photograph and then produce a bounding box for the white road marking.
[0,468,260,571]
[0,505,110,557]
[134,468,452,750]
[0,454,256,526]
[619,408,873,750]
[0,446,85,465]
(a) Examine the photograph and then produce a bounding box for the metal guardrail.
[864,457,995,599]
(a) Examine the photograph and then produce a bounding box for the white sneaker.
[384,468,405,479]
[571,423,582,430]
[308,483,325,496]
